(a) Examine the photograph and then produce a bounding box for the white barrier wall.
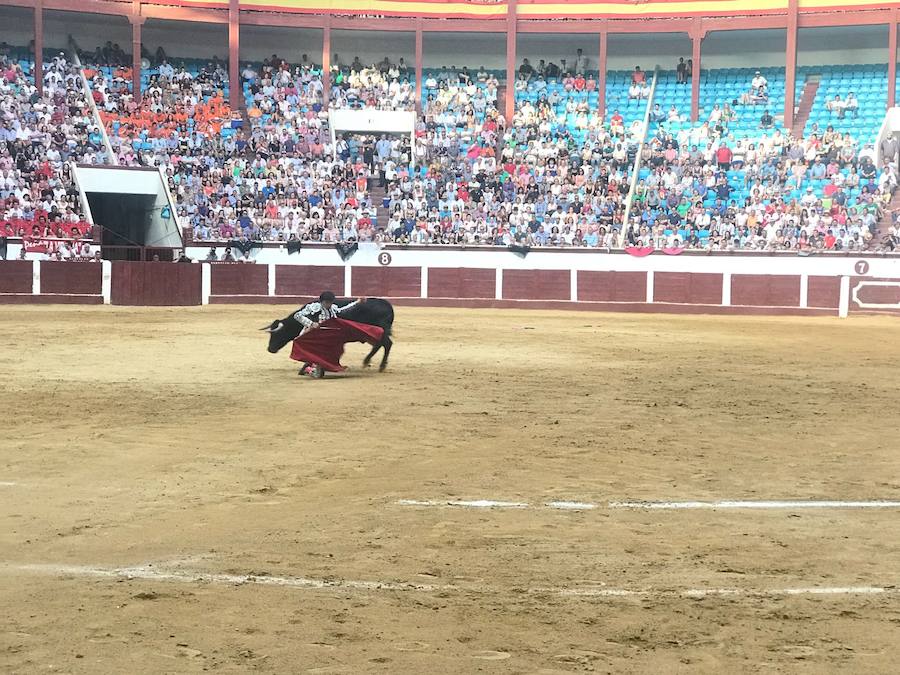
[185,243,900,279]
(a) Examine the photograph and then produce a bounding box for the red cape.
[289,318,385,372]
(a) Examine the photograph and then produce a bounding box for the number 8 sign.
[378,252,392,266]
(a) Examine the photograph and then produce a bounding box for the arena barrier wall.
[5,248,900,315]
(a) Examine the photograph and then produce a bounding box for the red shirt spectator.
[632,67,645,84]
[716,145,733,167]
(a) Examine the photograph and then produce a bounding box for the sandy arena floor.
[1,305,899,674]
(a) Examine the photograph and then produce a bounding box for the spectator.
[572,48,587,73]
[844,92,859,118]
[751,70,768,90]
[676,58,687,84]
[826,94,846,118]
[881,133,898,167]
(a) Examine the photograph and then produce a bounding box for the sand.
[1,305,899,674]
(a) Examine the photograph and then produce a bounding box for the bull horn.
[260,321,284,333]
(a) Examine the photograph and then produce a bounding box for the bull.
[261,298,394,372]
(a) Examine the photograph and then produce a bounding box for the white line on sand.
[0,481,18,486]
[397,499,900,511]
[397,499,530,509]
[609,500,900,510]
[6,563,897,601]
[13,563,444,593]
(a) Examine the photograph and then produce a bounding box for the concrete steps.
[791,77,819,138]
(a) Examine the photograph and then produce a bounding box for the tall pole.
[415,23,423,115]
[228,0,240,110]
[34,0,43,96]
[784,0,799,130]
[505,0,516,122]
[131,16,143,105]
[690,19,703,123]
[322,23,331,109]
[598,25,607,120]
[888,14,897,109]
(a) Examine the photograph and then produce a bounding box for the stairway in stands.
[874,187,900,246]
[494,83,508,157]
[790,77,820,138]
[368,180,388,229]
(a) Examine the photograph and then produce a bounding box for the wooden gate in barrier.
[110,261,201,306]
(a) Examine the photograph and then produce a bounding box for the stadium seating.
[799,63,887,147]
[2,41,896,255]
[0,53,100,249]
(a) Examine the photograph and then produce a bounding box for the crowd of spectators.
[627,127,895,251]
[0,52,99,258]
[3,42,896,257]
[330,54,415,111]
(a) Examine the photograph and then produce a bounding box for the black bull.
[261,298,394,371]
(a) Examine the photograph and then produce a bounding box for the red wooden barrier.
[427,268,495,299]
[275,265,343,297]
[731,274,801,307]
[40,262,102,295]
[0,261,33,294]
[807,276,841,309]
[577,271,646,302]
[210,264,268,296]
[503,269,569,300]
[110,261,201,305]
[353,267,421,297]
[850,277,900,309]
[654,272,723,305]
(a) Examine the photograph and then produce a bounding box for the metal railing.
[100,246,182,262]
[621,66,660,241]
[68,36,118,166]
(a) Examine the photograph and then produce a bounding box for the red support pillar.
[228,0,240,110]
[130,16,143,105]
[505,0,516,122]
[34,0,43,96]
[322,24,331,109]
[598,26,607,120]
[690,21,704,123]
[415,23,423,115]
[888,15,897,109]
[784,0,798,130]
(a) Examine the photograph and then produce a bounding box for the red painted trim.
[414,24,423,115]
[505,0,516,121]
[784,0,798,130]
[34,0,42,96]
[236,3,502,18]
[690,20,701,123]
[43,0,131,16]
[208,294,838,316]
[0,294,103,304]
[888,15,897,109]
[322,23,330,108]
[597,27,607,118]
[228,0,239,110]
[140,5,228,22]
[131,16,142,105]
[1,0,894,33]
